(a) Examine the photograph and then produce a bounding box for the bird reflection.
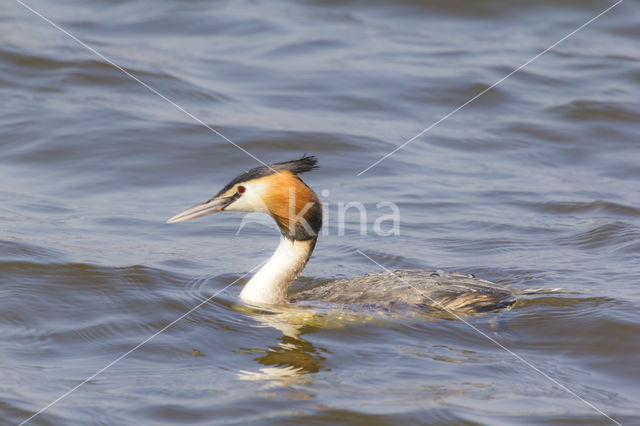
[233,301,379,385]
[234,307,331,385]
[237,334,326,386]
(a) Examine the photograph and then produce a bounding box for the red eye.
[237,185,246,194]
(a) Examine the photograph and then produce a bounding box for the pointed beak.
[166,196,235,224]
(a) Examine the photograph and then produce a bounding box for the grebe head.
[167,155,322,241]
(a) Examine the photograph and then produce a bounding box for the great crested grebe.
[168,156,550,313]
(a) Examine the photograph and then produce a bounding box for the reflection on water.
[234,306,371,384]
[236,307,323,385]
[236,334,325,386]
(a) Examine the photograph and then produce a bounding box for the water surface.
[1,0,639,424]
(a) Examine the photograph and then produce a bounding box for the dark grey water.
[1,0,639,424]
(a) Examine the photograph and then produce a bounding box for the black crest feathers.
[214,155,318,198]
[271,155,318,175]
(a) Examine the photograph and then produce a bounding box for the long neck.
[240,236,316,305]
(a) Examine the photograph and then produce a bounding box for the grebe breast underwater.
[167,156,553,314]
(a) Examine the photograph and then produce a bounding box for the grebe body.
[292,270,548,314]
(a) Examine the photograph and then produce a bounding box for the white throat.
[240,236,315,305]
